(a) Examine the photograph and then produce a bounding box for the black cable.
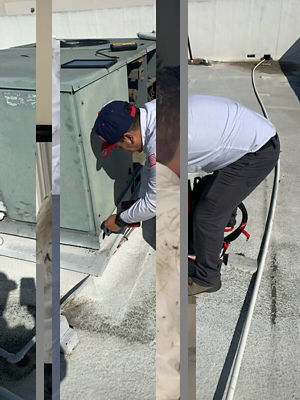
[95,48,119,60]
[224,203,248,244]
[60,39,109,47]
[188,36,193,60]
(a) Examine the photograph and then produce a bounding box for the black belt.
[259,133,278,151]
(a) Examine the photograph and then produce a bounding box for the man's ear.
[123,132,135,144]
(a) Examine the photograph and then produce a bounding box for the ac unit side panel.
[0,89,36,223]
[74,66,134,235]
[60,93,96,233]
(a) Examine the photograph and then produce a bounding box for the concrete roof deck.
[59,223,156,399]
[0,220,155,399]
[189,61,300,399]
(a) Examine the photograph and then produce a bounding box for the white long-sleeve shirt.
[120,100,156,223]
[188,95,276,173]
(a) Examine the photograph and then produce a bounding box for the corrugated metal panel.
[60,92,96,233]
[0,88,35,223]
[72,67,133,230]
[0,47,36,89]
[60,65,134,235]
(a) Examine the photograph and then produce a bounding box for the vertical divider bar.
[36,263,45,400]
[180,0,189,398]
[52,37,61,400]
[157,1,183,399]
[52,194,60,400]
[36,0,53,399]
[36,0,52,132]
[188,296,196,400]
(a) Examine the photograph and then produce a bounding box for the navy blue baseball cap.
[93,100,137,157]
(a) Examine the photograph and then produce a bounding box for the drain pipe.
[0,336,36,364]
[225,58,281,400]
[0,273,90,363]
[0,387,24,400]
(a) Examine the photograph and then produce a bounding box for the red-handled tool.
[113,200,141,252]
[101,199,141,244]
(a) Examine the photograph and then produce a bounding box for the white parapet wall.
[0,14,36,49]
[52,6,155,40]
[0,1,156,49]
[188,0,300,62]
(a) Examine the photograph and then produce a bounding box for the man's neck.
[165,145,180,177]
[165,159,180,177]
[138,129,143,151]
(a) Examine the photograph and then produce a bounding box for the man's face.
[115,130,143,152]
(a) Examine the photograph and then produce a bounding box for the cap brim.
[101,141,117,158]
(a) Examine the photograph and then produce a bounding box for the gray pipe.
[0,387,24,400]
[225,59,281,400]
[0,336,36,364]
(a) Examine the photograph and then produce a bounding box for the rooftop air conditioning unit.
[0,38,156,276]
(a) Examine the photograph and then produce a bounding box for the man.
[93,99,156,231]
[188,95,280,296]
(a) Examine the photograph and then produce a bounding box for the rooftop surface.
[189,61,300,399]
[59,222,155,399]
[0,221,155,399]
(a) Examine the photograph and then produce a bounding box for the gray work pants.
[191,134,280,287]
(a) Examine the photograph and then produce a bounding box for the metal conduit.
[0,387,24,400]
[0,275,90,368]
[0,274,91,363]
[225,59,281,400]
[0,337,36,364]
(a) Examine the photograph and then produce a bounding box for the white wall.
[0,3,155,49]
[0,14,35,48]
[0,0,154,16]
[189,0,300,61]
[52,6,155,40]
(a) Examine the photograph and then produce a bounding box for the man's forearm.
[120,195,156,224]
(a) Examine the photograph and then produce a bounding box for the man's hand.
[104,214,122,233]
